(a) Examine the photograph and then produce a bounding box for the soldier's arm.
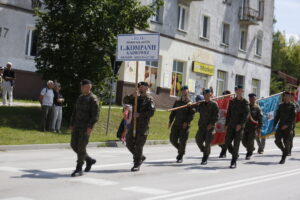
[169,101,177,125]
[273,105,281,128]
[185,105,196,124]
[286,104,296,126]
[238,101,250,125]
[257,107,263,129]
[210,103,220,125]
[225,101,232,126]
[88,96,100,129]
[139,97,155,119]
[70,102,77,127]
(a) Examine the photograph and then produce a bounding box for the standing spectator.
[0,66,3,98]
[51,83,64,133]
[2,62,16,106]
[39,80,54,132]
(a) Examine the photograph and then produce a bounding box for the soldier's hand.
[182,122,188,129]
[86,128,92,135]
[281,125,288,130]
[236,124,242,132]
[207,124,214,130]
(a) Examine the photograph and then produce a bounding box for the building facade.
[116,0,274,108]
[0,0,43,99]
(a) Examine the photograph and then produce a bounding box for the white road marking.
[122,186,170,195]
[0,197,33,200]
[143,168,300,200]
[69,177,119,186]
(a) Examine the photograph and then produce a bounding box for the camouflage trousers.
[71,128,92,166]
[170,124,190,156]
[195,127,214,156]
[225,125,244,160]
[126,126,148,164]
[275,127,293,156]
[242,125,257,153]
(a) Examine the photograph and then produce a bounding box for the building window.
[256,36,263,56]
[222,23,230,46]
[145,60,158,93]
[252,79,260,97]
[25,27,37,57]
[201,15,210,39]
[171,61,184,96]
[239,29,248,51]
[216,70,227,96]
[178,5,187,31]
[258,0,264,20]
[151,0,164,23]
[235,75,245,88]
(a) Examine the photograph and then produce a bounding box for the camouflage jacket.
[246,103,263,129]
[169,98,196,127]
[196,101,219,127]
[226,97,250,126]
[123,94,155,130]
[274,102,296,129]
[70,92,100,129]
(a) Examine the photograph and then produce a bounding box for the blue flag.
[258,94,282,137]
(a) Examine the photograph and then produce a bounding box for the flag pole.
[133,61,139,138]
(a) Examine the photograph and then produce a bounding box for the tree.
[35,0,163,116]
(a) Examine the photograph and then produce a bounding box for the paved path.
[1,138,300,200]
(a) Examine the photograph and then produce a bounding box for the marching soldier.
[194,89,219,165]
[273,91,296,164]
[288,92,299,156]
[225,85,250,168]
[123,82,155,172]
[169,86,196,163]
[70,79,100,177]
[242,93,263,160]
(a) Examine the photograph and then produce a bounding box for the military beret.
[222,90,231,95]
[0,66,3,70]
[81,79,92,85]
[203,88,211,95]
[283,91,291,95]
[138,81,149,87]
[248,93,256,98]
[236,85,244,89]
[181,85,189,91]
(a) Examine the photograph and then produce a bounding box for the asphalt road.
[1,138,300,200]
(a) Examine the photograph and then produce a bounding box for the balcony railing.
[239,7,262,25]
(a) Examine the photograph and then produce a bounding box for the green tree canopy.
[35,0,163,116]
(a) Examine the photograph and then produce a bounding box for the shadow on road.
[11,169,69,179]
[92,169,130,174]
[244,161,278,166]
[145,161,198,167]
[186,165,229,170]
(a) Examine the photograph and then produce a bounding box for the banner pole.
[133,61,139,138]
[256,92,283,102]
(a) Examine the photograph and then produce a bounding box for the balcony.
[239,7,262,25]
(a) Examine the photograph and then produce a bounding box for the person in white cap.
[2,62,16,106]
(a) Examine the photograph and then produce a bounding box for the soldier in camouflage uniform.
[193,89,219,165]
[70,79,100,177]
[169,86,196,163]
[242,93,263,160]
[273,91,296,164]
[225,85,250,168]
[288,92,299,156]
[123,82,155,172]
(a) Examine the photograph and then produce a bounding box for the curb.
[0,140,184,151]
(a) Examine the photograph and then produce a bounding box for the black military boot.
[71,164,83,177]
[219,149,227,158]
[279,154,286,164]
[201,155,208,165]
[131,160,142,172]
[176,154,183,163]
[85,158,96,172]
[245,152,252,160]
[230,158,237,169]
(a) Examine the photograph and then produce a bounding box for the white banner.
[116,33,160,61]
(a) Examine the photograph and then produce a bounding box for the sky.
[275,0,300,41]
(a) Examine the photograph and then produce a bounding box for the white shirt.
[40,87,54,106]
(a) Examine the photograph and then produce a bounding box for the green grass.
[0,106,199,145]
[14,99,39,104]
